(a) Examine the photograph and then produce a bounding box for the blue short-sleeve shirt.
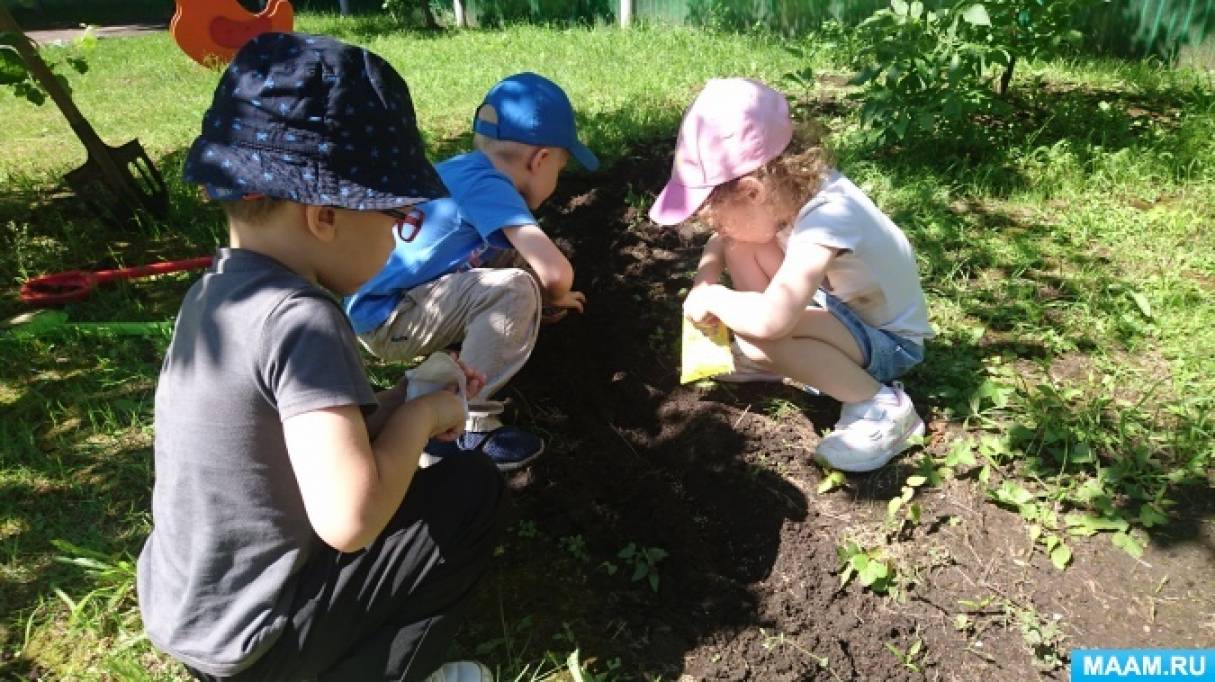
[345,150,536,334]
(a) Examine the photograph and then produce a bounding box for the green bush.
[0,20,92,106]
[849,0,1105,144]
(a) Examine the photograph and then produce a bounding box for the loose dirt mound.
[458,139,1215,680]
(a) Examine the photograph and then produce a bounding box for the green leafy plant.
[763,397,801,420]
[1005,602,1066,670]
[616,543,667,592]
[514,519,540,539]
[817,467,847,494]
[887,441,978,533]
[987,480,1073,569]
[886,467,927,531]
[559,534,591,563]
[565,648,624,682]
[884,636,924,673]
[1003,372,1191,558]
[1,24,94,106]
[837,541,896,594]
[848,0,1104,143]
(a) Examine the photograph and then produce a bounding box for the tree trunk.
[420,0,438,28]
[996,55,1016,96]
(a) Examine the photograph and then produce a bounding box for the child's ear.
[738,176,766,204]
[304,205,339,242]
[528,147,552,173]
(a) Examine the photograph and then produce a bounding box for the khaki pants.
[360,268,541,415]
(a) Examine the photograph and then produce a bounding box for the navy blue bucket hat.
[184,32,447,209]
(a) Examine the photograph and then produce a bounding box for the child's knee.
[485,268,541,313]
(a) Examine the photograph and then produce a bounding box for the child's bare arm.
[282,391,465,552]
[721,237,784,293]
[688,239,834,339]
[363,383,407,439]
[692,234,726,287]
[502,224,584,311]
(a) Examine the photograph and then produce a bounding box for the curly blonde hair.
[698,120,833,229]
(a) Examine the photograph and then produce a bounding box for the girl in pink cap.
[650,77,934,473]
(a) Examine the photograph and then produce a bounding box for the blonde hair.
[219,196,286,224]
[471,103,537,163]
[698,120,833,228]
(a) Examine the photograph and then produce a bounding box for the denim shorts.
[815,290,924,384]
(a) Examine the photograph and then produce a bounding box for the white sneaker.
[424,661,494,682]
[815,384,924,472]
[419,398,503,468]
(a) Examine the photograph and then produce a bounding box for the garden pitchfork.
[0,6,169,226]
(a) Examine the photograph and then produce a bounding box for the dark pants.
[189,454,505,682]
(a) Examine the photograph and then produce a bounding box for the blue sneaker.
[425,423,544,471]
[424,402,544,472]
[424,426,544,472]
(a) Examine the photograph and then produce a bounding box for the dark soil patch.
[453,139,1215,680]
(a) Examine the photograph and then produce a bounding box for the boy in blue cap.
[346,72,599,471]
[137,32,501,682]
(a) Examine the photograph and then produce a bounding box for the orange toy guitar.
[171,0,295,67]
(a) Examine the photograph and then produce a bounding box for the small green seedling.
[817,467,846,494]
[559,535,590,563]
[617,543,667,592]
[761,628,840,678]
[837,541,895,594]
[885,637,923,673]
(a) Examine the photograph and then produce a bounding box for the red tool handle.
[93,256,215,283]
[19,256,213,306]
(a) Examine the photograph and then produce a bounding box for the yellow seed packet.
[680,317,735,384]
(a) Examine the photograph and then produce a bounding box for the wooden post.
[453,0,466,27]
[619,0,632,27]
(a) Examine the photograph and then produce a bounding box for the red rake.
[20,256,213,307]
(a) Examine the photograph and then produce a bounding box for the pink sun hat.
[649,78,794,226]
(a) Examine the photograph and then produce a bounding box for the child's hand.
[423,391,468,442]
[546,289,586,313]
[448,352,486,399]
[683,284,722,326]
[541,305,568,325]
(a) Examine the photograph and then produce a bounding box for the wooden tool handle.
[0,5,107,154]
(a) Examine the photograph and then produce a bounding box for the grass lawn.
[1,14,1212,681]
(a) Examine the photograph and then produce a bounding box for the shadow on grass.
[0,334,159,676]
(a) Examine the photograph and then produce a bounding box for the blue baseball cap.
[473,72,599,172]
[184,32,447,209]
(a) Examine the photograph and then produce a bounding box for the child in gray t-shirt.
[137,32,500,682]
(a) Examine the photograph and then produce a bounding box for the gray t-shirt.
[137,248,378,676]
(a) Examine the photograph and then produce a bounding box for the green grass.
[0,17,812,180]
[1,16,1213,680]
